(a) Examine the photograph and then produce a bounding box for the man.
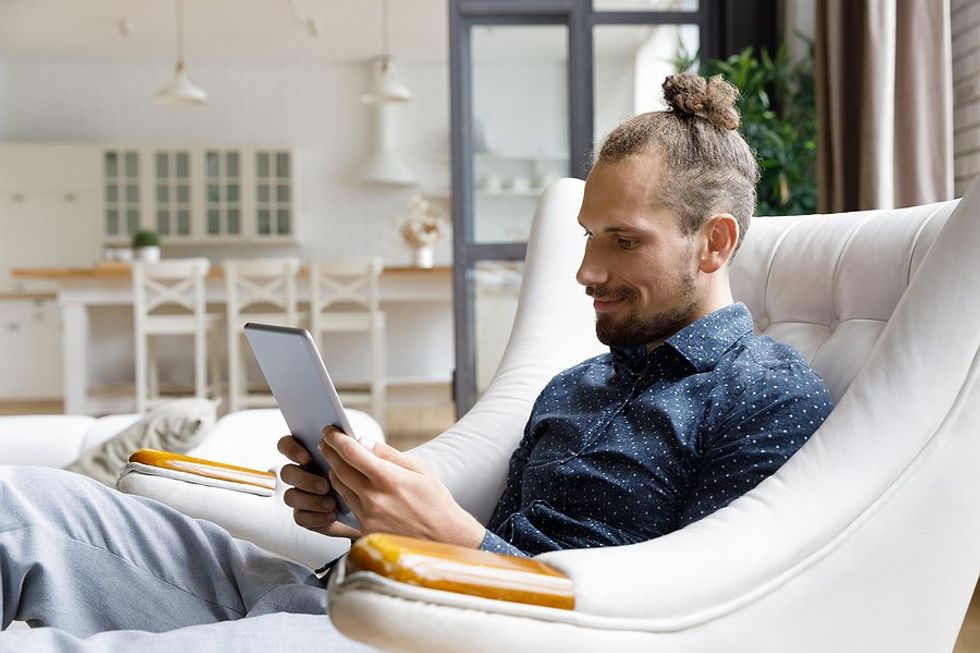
[278,72,832,558]
[0,73,831,650]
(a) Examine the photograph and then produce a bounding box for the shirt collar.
[610,302,755,375]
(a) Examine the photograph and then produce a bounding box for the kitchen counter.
[11,264,454,415]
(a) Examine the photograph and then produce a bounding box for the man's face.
[576,153,703,349]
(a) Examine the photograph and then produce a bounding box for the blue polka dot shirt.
[479,302,834,557]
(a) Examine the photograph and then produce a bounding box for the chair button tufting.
[756,317,770,331]
[829,319,840,331]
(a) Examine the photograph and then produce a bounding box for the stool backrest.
[133,258,211,320]
[310,258,383,335]
[224,257,301,326]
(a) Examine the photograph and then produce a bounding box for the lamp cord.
[382,0,389,59]
[175,0,186,65]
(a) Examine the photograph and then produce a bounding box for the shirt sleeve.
[678,363,833,529]
[479,529,530,558]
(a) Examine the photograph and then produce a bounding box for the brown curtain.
[815,0,954,212]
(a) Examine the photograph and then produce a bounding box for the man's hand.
[317,426,486,548]
[277,435,362,540]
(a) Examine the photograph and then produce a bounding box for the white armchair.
[114,176,980,652]
[322,177,980,653]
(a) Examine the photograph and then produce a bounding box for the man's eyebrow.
[603,224,635,234]
[579,219,650,234]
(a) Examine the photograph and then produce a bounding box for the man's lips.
[593,297,625,313]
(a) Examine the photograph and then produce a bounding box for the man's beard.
[589,271,700,349]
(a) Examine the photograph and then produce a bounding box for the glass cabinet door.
[103,149,141,237]
[154,150,192,238]
[255,150,293,238]
[205,150,242,237]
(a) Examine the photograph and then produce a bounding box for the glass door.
[451,5,588,414]
[450,0,712,414]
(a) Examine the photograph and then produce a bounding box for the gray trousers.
[0,466,377,652]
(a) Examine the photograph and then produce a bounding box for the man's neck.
[643,288,735,352]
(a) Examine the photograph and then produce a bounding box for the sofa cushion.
[65,399,217,485]
[0,415,95,467]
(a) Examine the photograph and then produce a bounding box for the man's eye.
[618,238,638,250]
[581,230,592,239]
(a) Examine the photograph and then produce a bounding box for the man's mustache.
[586,286,635,301]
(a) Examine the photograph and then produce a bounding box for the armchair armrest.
[117,449,351,568]
[124,448,277,496]
[343,533,574,610]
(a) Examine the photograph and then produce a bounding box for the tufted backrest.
[418,178,965,527]
[730,202,955,403]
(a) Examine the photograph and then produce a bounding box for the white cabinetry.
[0,144,101,280]
[0,298,62,399]
[100,146,296,244]
[0,144,99,401]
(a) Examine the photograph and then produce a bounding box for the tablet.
[243,322,362,529]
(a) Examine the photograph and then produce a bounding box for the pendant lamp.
[157,0,208,105]
[361,0,412,104]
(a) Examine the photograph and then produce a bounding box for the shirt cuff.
[479,529,529,558]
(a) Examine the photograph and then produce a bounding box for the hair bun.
[662,72,741,131]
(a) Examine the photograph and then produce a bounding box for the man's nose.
[576,247,607,287]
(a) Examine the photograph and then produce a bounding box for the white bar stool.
[224,257,301,412]
[309,257,387,430]
[132,258,221,414]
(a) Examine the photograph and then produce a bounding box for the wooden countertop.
[0,291,58,301]
[11,263,453,280]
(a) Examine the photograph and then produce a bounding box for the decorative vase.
[134,246,161,262]
[413,245,434,268]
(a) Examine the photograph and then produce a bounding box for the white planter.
[134,246,161,262]
[412,245,434,268]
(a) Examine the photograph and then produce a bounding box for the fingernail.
[299,451,310,464]
[316,480,327,493]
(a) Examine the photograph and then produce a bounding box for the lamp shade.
[361,57,412,104]
[157,62,208,105]
[360,150,416,186]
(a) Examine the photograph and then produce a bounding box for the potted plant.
[397,195,448,268]
[132,230,162,262]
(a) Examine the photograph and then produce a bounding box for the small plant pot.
[134,246,161,262]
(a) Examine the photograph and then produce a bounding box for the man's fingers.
[319,439,373,493]
[293,508,337,530]
[283,487,337,513]
[277,435,311,465]
[279,464,330,495]
[328,469,361,514]
[319,427,387,483]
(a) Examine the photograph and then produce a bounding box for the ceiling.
[0,0,449,63]
[0,1,689,65]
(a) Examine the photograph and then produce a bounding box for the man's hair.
[596,73,760,255]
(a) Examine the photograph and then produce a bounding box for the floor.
[1,399,978,650]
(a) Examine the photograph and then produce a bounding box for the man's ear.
[698,213,739,274]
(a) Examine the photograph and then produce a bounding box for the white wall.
[0,58,453,266]
[0,57,7,135]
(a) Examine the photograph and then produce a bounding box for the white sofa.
[0,408,384,567]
